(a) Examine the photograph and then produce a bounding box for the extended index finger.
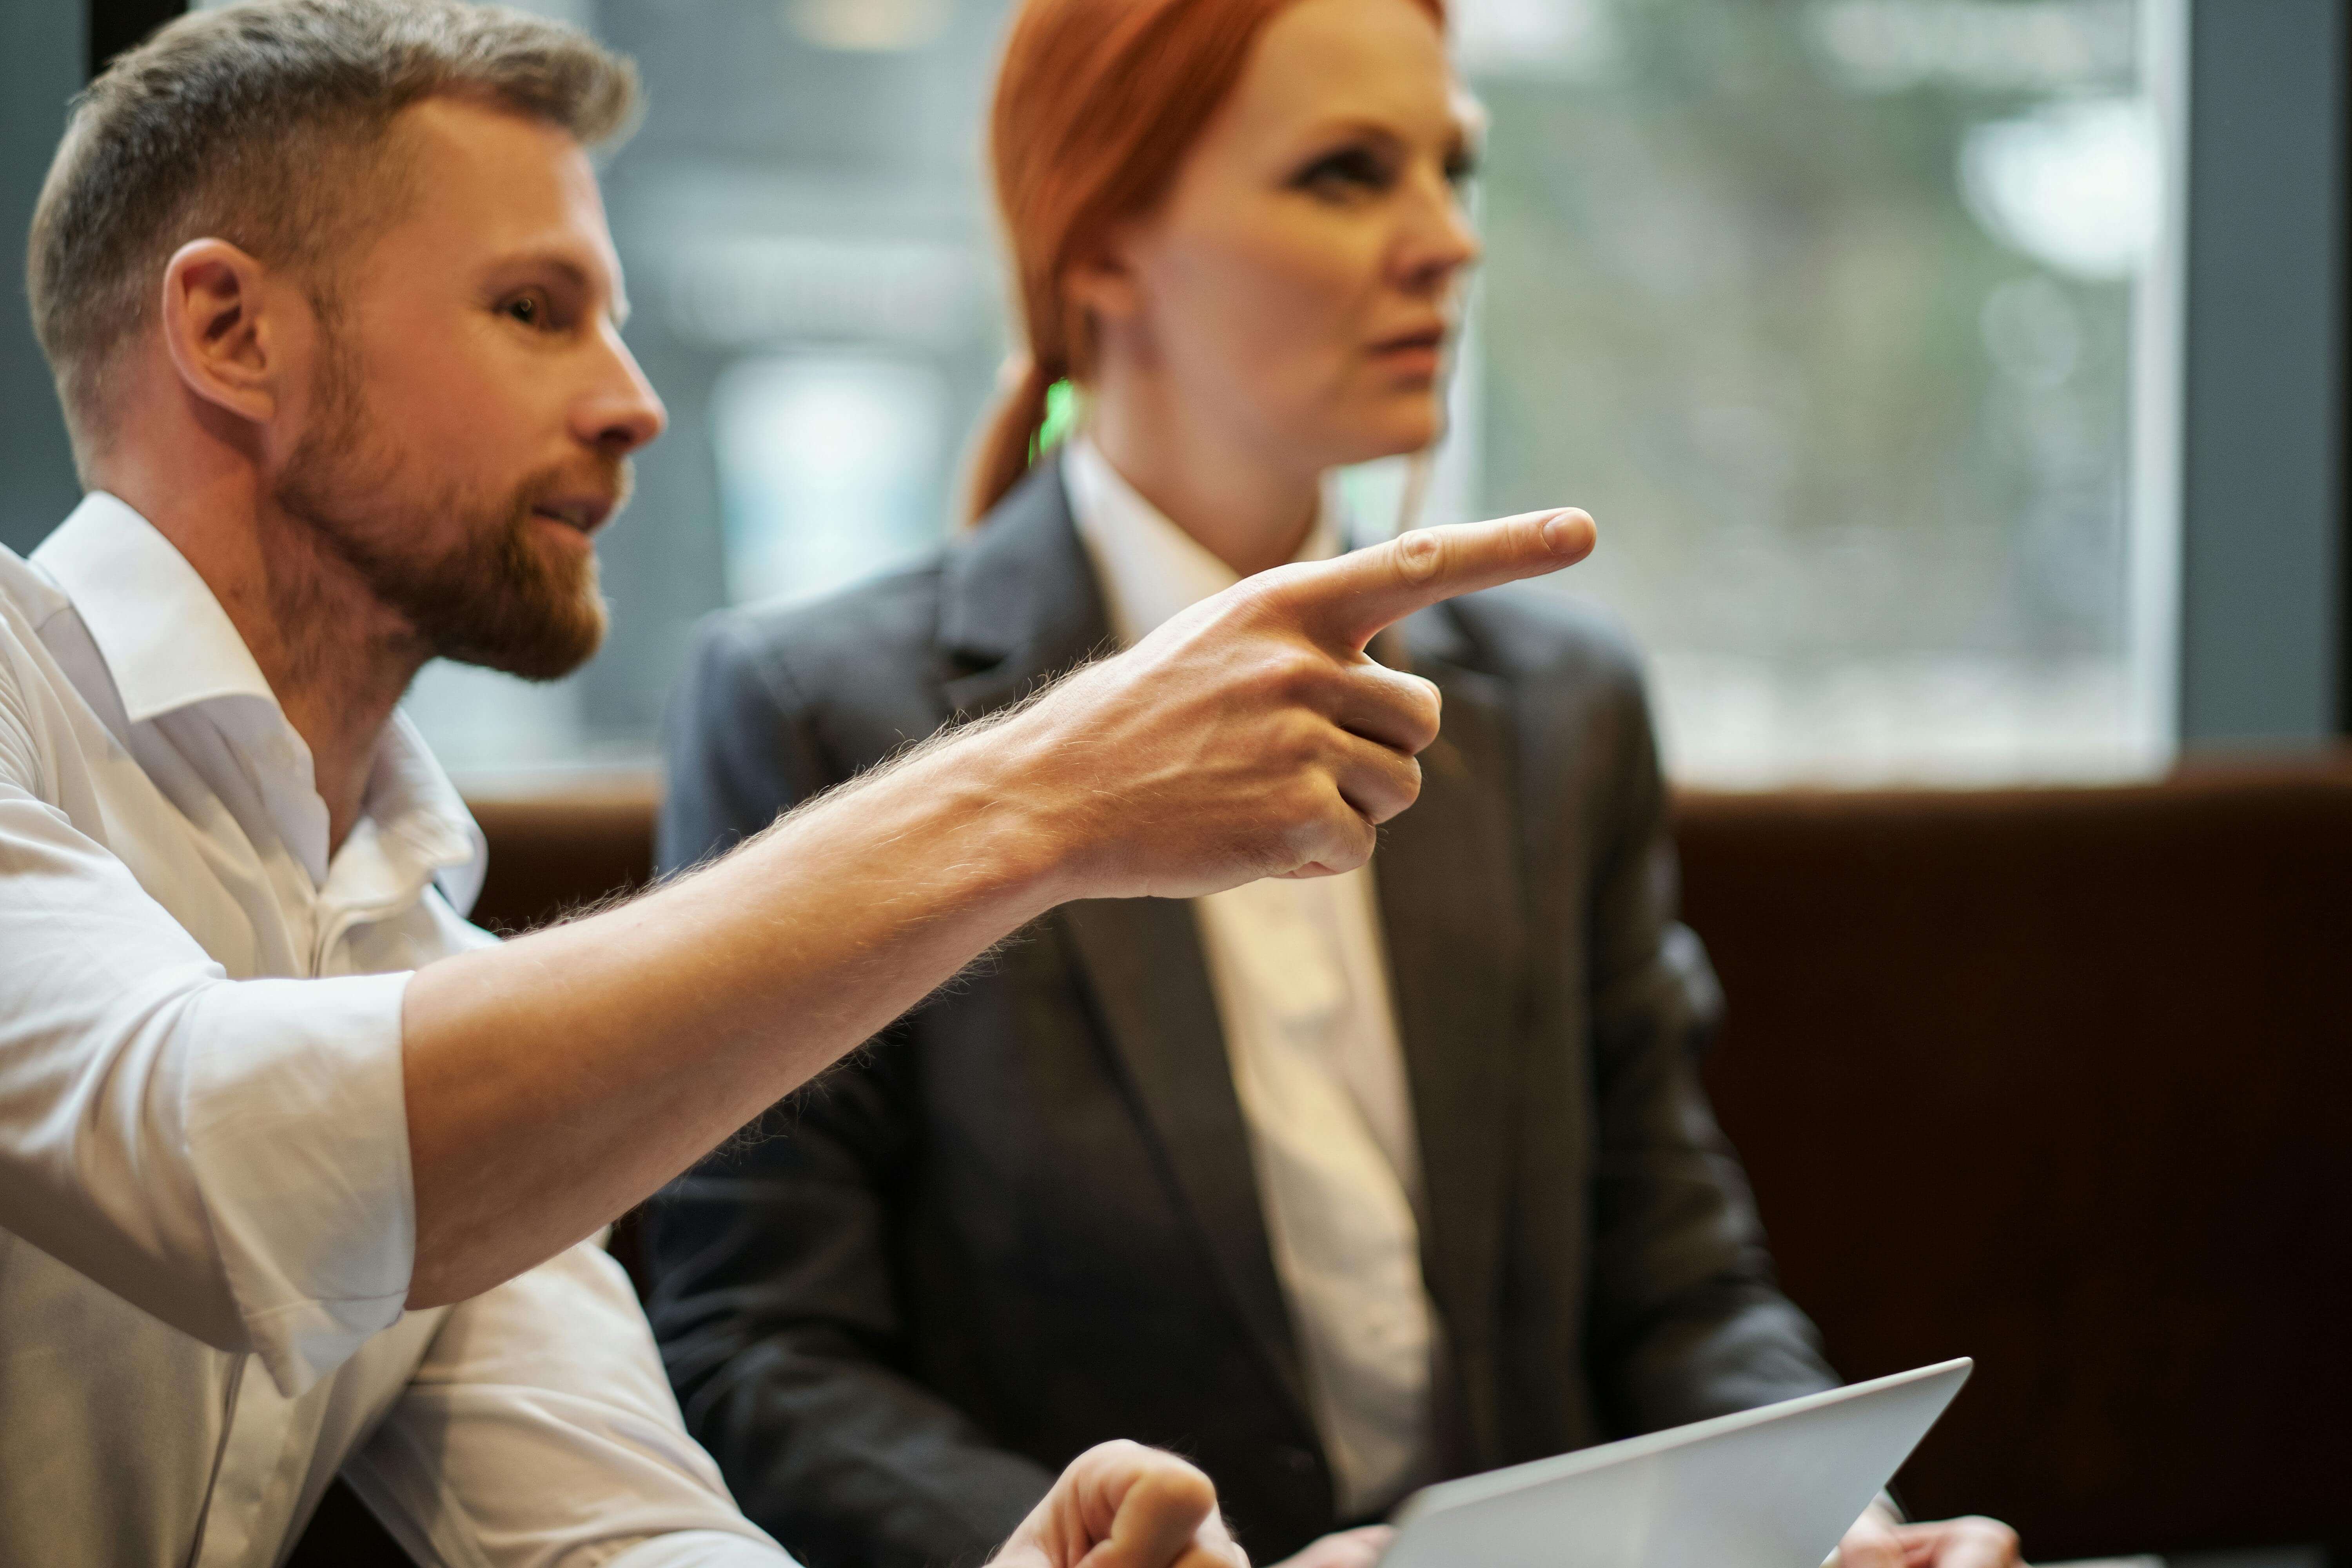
[1286,508,1596,650]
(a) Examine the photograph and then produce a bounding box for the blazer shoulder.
[688,552,953,722]
[1437,585,1650,704]
[1426,587,1666,840]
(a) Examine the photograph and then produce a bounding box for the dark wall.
[89,0,188,80]
[2178,0,2349,746]
[0,3,87,556]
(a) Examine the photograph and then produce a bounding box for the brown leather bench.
[1677,760,2351,1561]
[294,761,2352,1564]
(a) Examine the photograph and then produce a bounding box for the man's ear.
[158,238,291,426]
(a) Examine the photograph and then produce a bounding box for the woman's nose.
[1397,173,1482,294]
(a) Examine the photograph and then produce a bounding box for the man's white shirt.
[0,495,788,1566]
[1063,438,1441,1519]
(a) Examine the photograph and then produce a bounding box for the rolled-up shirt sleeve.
[1,641,416,1397]
[345,1240,796,1568]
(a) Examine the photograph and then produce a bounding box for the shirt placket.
[190,1358,298,1568]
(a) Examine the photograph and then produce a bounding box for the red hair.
[967,0,1446,521]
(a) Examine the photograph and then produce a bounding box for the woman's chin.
[1329,408,1443,467]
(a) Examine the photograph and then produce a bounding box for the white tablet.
[1383,1359,1973,1568]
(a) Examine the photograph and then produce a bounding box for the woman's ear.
[1064,234,1144,327]
[158,238,288,427]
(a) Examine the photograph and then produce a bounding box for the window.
[370,0,2184,789]
[1452,0,2180,784]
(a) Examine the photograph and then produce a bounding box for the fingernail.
[1541,510,1590,552]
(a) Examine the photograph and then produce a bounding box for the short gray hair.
[27,0,641,460]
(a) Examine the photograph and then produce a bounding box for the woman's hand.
[1269,1524,1394,1568]
[995,1441,1250,1568]
[1837,1502,2024,1568]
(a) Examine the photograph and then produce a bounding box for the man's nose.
[577,328,669,456]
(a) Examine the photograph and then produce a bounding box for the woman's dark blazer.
[644,461,1839,1568]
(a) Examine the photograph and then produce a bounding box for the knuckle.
[1408,675,1443,734]
[1226,564,1303,624]
[1272,711,1323,762]
[1262,644,1330,703]
[1281,643,1331,689]
[1368,757,1423,822]
[1393,528,1445,585]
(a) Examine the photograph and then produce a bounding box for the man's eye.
[1445,151,1481,188]
[503,293,549,327]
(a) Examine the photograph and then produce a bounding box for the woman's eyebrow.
[1287,116,1411,152]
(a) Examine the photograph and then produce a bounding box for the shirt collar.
[31,491,279,725]
[1062,434,1343,646]
[31,492,486,910]
[341,712,490,919]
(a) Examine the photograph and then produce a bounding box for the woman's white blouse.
[1064,437,1441,1519]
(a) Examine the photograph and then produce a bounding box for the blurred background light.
[712,355,948,607]
[1807,0,2135,95]
[1453,0,1621,80]
[1961,98,2161,280]
[787,0,952,52]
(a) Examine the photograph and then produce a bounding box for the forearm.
[406,509,1593,1305]
[402,726,1065,1307]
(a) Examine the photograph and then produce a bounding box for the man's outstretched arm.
[401,508,1595,1307]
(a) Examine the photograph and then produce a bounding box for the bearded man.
[0,1,1593,1563]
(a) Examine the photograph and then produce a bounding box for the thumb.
[998,1443,1241,1568]
[1079,1459,1219,1568]
[1835,1513,1907,1568]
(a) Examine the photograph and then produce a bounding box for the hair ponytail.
[964,355,1060,524]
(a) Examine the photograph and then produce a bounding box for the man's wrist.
[883,714,1085,920]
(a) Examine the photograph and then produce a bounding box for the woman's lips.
[1370,330,1446,378]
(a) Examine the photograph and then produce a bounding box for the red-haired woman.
[648,4,2022,1568]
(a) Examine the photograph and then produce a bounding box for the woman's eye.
[1445,151,1481,189]
[503,292,550,328]
[1296,148,1393,200]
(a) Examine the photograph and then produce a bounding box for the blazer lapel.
[1379,610,1527,1464]
[940,460,1315,1429]
[938,461,1117,719]
[1056,897,1315,1425]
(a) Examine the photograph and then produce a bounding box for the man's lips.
[530,495,617,536]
